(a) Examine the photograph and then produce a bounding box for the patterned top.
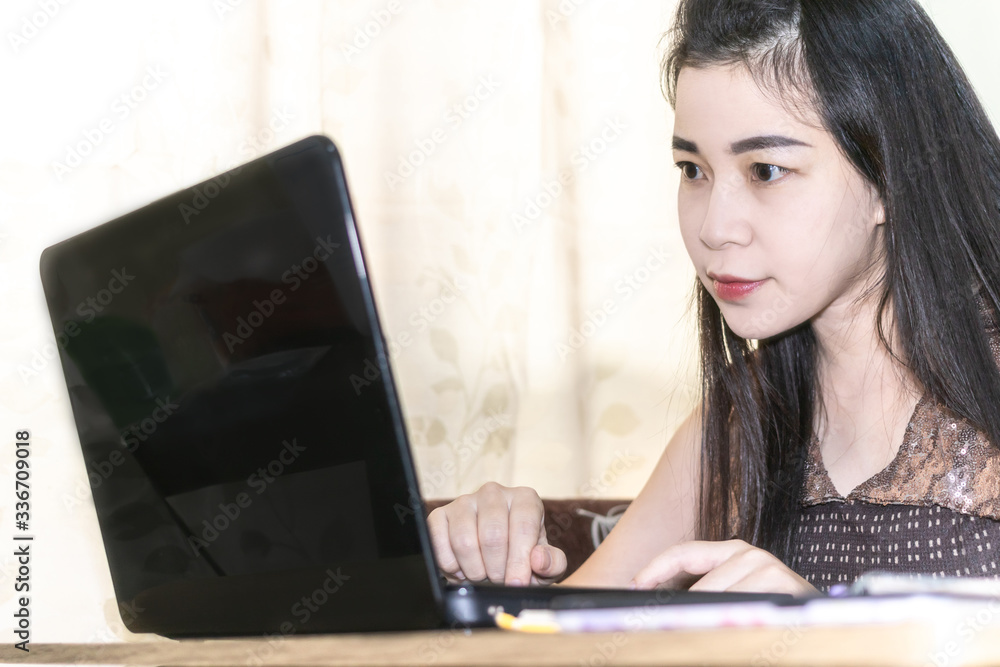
[791,295,1000,591]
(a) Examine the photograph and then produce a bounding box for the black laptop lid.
[39,136,444,637]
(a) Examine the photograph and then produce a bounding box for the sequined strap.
[799,291,1000,519]
[802,399,1000,518]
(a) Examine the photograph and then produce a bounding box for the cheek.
[768,186,869,271]
[760,197,876,326]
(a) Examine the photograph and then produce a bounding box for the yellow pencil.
[493,610,561,633]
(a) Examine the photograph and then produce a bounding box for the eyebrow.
[672,135,812,155]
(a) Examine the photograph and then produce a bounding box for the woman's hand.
[426,482,567,586]
[629,539,820,596]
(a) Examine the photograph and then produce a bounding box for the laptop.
[39,135,793,638]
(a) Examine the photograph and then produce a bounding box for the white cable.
[574,504,629,550]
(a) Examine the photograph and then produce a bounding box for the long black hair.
[661,0,1000,564]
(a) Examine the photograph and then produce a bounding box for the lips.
[708,273,767,302]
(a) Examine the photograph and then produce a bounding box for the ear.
[870,190,886,226]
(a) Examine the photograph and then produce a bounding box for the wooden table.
[3,622,1000,666]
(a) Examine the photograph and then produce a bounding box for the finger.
[442,569,466,584]
[687,549,770,592]
[504,488,545,585]
[476,483,512,583]
[427,507,463,578]
[529,544,567,581]
[695,559,819,596]
[631,540,750,590]
[447,496,489,581]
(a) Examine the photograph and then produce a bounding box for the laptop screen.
[40,137,441,635]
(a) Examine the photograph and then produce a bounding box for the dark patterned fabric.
[791,502,1000,591]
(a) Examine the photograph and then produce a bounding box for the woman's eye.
[751,163,789,183]
[676,162,704,181]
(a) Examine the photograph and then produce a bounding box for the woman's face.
[673,64,885,340]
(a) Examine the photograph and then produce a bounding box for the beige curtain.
[2,0,694,641]
[270,0,701,500]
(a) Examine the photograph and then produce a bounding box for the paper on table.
[834,572,1000,598]
[493,594,1000,633]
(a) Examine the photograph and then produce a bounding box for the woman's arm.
[559,402,703,587]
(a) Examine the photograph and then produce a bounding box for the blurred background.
[0,0,997,643]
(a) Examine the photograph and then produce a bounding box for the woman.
[428,0,1000,595]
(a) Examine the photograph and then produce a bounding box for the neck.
[811,274,921,438]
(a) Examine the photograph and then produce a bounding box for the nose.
[698,174,753,250]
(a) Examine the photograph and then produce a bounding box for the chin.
[722,310,804,341]
[717,291,803,341]
[727,322,782,340]
[733,318,812,343]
